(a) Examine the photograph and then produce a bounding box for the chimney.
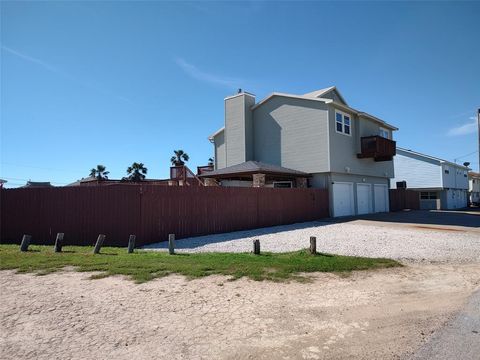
[224,91,256,166]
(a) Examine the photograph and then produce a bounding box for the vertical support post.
[127,235,136,253]
[20,235,32,252]
[93,234,106,254]
[168,234,175,255]
[54,233,64,253]
[309,236,317,255]
[253,239,260,255]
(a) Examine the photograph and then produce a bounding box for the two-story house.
[391,148,469,209]
[203,87,398,217]
[468,172,480,205]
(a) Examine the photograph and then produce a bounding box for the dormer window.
[335,111,352,136]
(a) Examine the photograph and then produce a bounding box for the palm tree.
[208,157,214,166]
[89,165,109,180]
[125,162,147,182]
[170,150,189,166]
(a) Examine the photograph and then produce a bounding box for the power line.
[453,150,479,162]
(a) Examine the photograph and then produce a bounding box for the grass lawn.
[0,244,401,283]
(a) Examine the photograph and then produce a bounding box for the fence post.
[20,235,32,252]
[309,236,317,255]
[54,233,64,253]
[253,239,260,255]
[93,234,106,254]
[127,235,136,253]
[168,234,175,255]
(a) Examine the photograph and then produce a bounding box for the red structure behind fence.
[0,185,329,247]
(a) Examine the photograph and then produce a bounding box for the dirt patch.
[411,225,465,232]
[0,264,479,360]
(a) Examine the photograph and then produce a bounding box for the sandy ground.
[1,264,479,360]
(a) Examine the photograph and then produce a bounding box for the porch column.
[252,173,266,187]
[204,178,218,186]
[296,177,308,188]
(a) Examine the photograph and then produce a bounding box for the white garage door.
[374,184,389,213]
[357,183,372,215]
[333,182,354,217]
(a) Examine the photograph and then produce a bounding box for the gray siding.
[224,94,255,167]
[391,151,442,189]
[252,97,330,173]
[319,89,346,105]
[328,106,394,179]
[214,131,226,169]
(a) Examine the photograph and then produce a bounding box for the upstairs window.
[335,111,352,136]
[379,127,389,139]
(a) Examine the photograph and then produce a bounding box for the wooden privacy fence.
[0,185,329,247]
[389,188,420,212]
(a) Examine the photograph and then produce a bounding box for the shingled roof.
[198,161,309,178]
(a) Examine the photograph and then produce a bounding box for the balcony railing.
[357,136,396,162]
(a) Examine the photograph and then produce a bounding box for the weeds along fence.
[0,185,329,247]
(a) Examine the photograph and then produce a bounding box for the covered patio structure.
[198,161,310,188]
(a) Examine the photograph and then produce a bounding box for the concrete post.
[168,234,175,255]
[127,235,136,253]
[253,239,260,255]
[309,236,317,255]
[54,233,64,253]
[20,235,32,252]
[93,234,106,254]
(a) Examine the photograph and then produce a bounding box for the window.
[420,191,438,200]
[273,181,292,188]
[379,127,389,139]
[444,168,450,174]
[335,111,352,136]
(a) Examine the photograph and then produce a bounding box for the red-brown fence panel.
[0,186,329,247]
[389,189,420,212]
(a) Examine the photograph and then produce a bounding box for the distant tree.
[89,165,109,180]
[170,150,190,166]
[125,162,147,182]
[208,157,214,166]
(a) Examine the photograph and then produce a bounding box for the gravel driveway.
[143,213,480,263]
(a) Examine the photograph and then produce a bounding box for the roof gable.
[303,86,348,106]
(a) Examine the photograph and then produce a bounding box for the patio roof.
[198,161,309,178]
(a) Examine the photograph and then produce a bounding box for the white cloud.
[1,45,133,104]
[174,57,244,89]
[1,45,67,76]
[448,117,478,136]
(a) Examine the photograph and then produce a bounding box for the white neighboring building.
[469,172,480,205]
[391,148,469,210]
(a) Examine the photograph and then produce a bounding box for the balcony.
[357,136,396,162]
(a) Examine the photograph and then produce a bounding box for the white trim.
[208,127,225,141]
[250,92,398,131]
[224,92,255,101]
[335,110,352,137]
[397,147,470,170]
[303,86,349,106]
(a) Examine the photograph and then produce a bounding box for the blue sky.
[1,1,479,187]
